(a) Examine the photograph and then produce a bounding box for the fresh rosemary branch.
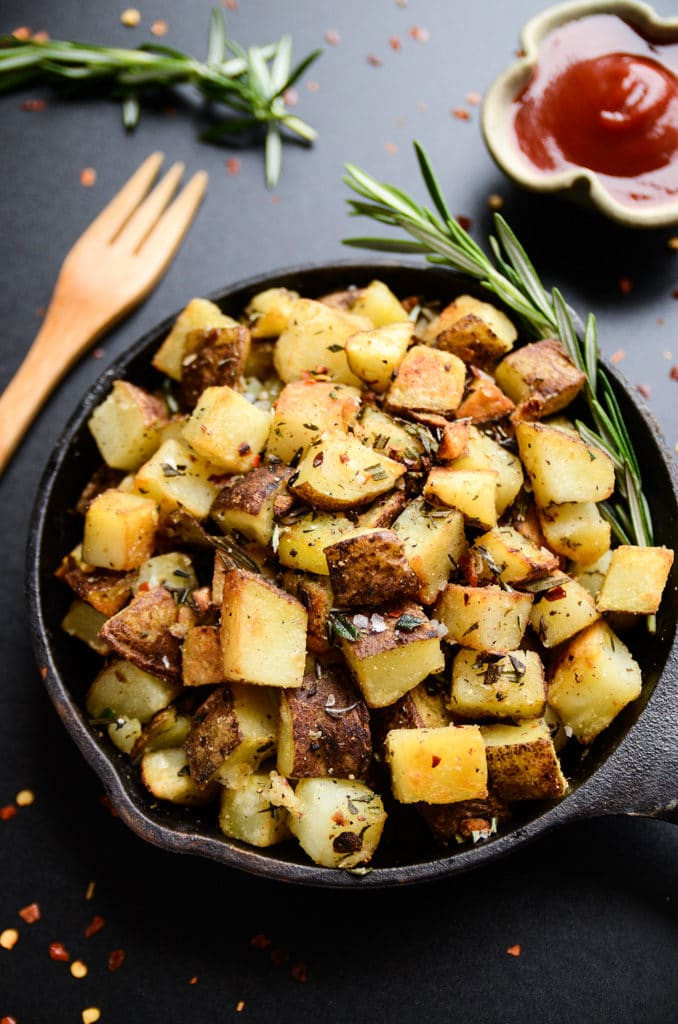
[343,141,654,557]
[0,9,321,187]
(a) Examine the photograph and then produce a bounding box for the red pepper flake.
[515,48,526,58]
[18,902,41,924]
[32,30,50,42]
[325,29,340,45]
[84,914,105,938]
[252,453,262,468]
[452,108,470,121]
[618,277,633,295]
[291,961,309,982]
[636,383,651,399]
[250,933,272,950]
[137,581,150,593]
[99,795,119,817]
[671,287,678,299]
[416,100,427,111]
[108,948,125,972]
[20,98,46,112]
[226,158,241,176]
[389,36,402,51]
[367,53,383,67]
[223,0,239,9]
[431,754,441,768]
[150,20,169,37]
[270,195,281,205]
[668,237,678,251]
[1,805,17,821]
[506,944,522,957]
[670,366,678,381]
[1,1016,19,1024]
[545,586,567,601]
[49,941,70,962]
[80,168,97,188]
[283,87,298,107]
[40,666,48,680]
[270,945,289,966]
[307,80,320,92]
[312,452,324,468]
[466,91,481,105]
[611,349,625,364]
[457,215,472,232]
[408,26,430,42]
[12,26,31,39]
[189,975,198,985]
[385,141,398,155]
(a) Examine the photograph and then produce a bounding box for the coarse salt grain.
[1,928,19,950]
[120,9,141,27]
[82,1009,101,1024]
[16,789,35,807]
[367,53,382,66]
[71,960,88,978]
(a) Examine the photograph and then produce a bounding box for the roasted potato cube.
[86,659,179,723]
[325,528,420,607]
[436,420,472,462]
[106,716,143,754]
[495,338,586,421]
[82,489,159,571]
[185,683,278,787]
[538,501,611,567]
[472,526,559,585]
[282,571,333,654]
[392,499,467,604]
[345,322,413,391]
[596,545,674,615]
[55,546,133,616]
[289,778,387,868]
[152,297,238,381]
[338,604,445,708]
[179,325,250,407]
[434,583,533,652]
[373,681,451,739]
[548,620,642,744]
[418,793,510,843]
[218,772,292,847]
[571,551,612,601]
[356,406,426,468]
[182,625,226,687]
[246,286,300,338]
[289,436,405,510]
[481,719,568,800]
[454,367,515,423]
[211,464,292,545]
[266,379,361,464]
[516,421,615,506]
[273,298,369,386]
[131,705,192,759]
[134,438,222,519]
[385,725,488,804]
[277,510,356,575]
[134,551,197,595]
[447,426,524,515]
[529,575,600,648]
[220,568,307,688]
[425,294,517,367]
[141,747,216,806]
[423,467,498,530]
[349,279,410,326]
[182,386,272,473]
[450,649,546,720]
[88,380,168,471]
[385,345,466,416]
[61,599,111,655]
[357,488,409,529]
[277,665,371,779]
[100,584,190,682]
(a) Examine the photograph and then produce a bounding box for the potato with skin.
[289,777,387,869]
[454,367,515,423]
[281,571,333,654]
[385,345,466,416]
[277,510,357,575]
[182,625,226,687]
[288,435,405,511]
[273,297,370,386]
[56,546,133,616]
[434,583,533,652]
[446,426,524,515]
[516,420,615,506]
[266,379,361,464]
[99,584,192,683]
[152,297,238,381]
[482,719,568,801]
[141,747,216,806]
[450,649,546,720]
[277,665,371,780]
[423,467,498,530]
[471,525,559,585]
[88,379,169,471]
[385,725,488,804]
[596,545,674,614]
[373,681,451,740]
[182,385,272,474]
[424,294,517,368]
[83,489,159,571]
[345,321,413,391]
[356,405,427,469]
[495,338,586,421]
[357,488,409,529]
[179,324,250,407]
[245,286,300,339]
[219,773,292,847]
[529,574,600,648]
[324,528,420,607]
[392,499,467,605]
[86,659,179,724]
[130,705,192,761]
[211,463,293,546]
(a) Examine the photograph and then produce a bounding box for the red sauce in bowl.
[512,15,678,207]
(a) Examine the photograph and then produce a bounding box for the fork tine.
[138,170,209,277]
[114,161,186,252]
[83,151,165,242]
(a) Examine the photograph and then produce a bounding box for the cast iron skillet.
[27,261,678,889]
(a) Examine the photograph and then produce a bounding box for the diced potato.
[131,705,192,758]
[246,286,300,339]
[572,551,612,600]
[454,366,515,423]
[88,380,168,471]
[357,487,409,529]
[450,649,546,720]
[86,659,179,723]
[211,464,292,545]
[548,620,642,744]
[182,386,272,473]
[289,436,405,510]
[529,574,600,648]
[349,279,410,326]
[447,426,524,515]
[289,778,387,868]
[152,298,238,381]
[495,338,586,421]
[423,467,498,530]
[434,583,532,652]
[277,510,356,575]
[436,420,472,462]
[424,294,517,367]
[345,322,413,391]
[179,325,250,407]
[338,604,445,708]
[385,725,488,804]
[61,599,111,655]
[219,773,292,847]
[282,571,333,654]
[385,345,466,416]
[356,406,426,467]
[538,501,611,567]
[392,499,467,604]
[515,421,615,506]
[182,625,226,687]
[266,379,361,464]
[107,716,143,755]
[134,438,222,519]
[481,719,568,800]
[82,489,158,571]
[133,552,197,595]
[220,567,307,688]
[596,545,674,615]
[141,747,215,806]
[100,585,189,682]
[55,546,133,616]
[374,681,451,737]
[471,525,559,585]
[273,298,369,386]
[325,528,420,607]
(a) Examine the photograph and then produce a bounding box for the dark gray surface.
[1,2,677,1021]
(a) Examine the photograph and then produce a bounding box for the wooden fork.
[0,152,208,476]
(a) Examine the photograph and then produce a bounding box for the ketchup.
[512,15,678,206]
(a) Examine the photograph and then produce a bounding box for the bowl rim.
[480,0,678,228]
[26,258,678,888]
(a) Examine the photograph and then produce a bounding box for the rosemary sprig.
[0,9,321,187]
[343,141,654,561]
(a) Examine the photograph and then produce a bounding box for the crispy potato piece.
[392,499,467,604]
[289,778,387,868]
[289,436,405,510]
[179,325,250,407]
[356,406,427,469]
[435,583,532,652]
[130,705,192,760]
[277,510,356,575]
[450,649,546,720]
[152,298,238,381]
[418,792,510,843]
[538,501,611,567]
[385,345,466,416]
[86,659,179,723]
[325,528,420,607]
[182,386,272,473]
[56,547,133,616]
[88,380,169,471]
[571,550,612,601]
[185,683,277,787]
[495,338,586,421]
[423,467,498,530]
[482,719,568,800]
[219,772,292,847]
[349,279,410,326]
[277,665,371,779]
[245,286,300,339]
[282,571,333,654]
[266,379,361,464]
[182,625,226,687]
[471,525,559,585]
[455,367,515,423]
[99,585,191,683]
[529,575,600,648]
[82,489,159,571]
[345,322,413,391]
[134,438,222,520]
[373,681,451,739]
[446,426,524,515]
[425,295,517,368]
[436,420,472,461]
[516,421,615,506]
[385,725,488,804]
[357,488,409,529]
[273,297,369,386]
[134,552,197,596]
[211,464,293,545]
[141,747,216,806]
[61,599,111,655]
[596,545,674,615]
